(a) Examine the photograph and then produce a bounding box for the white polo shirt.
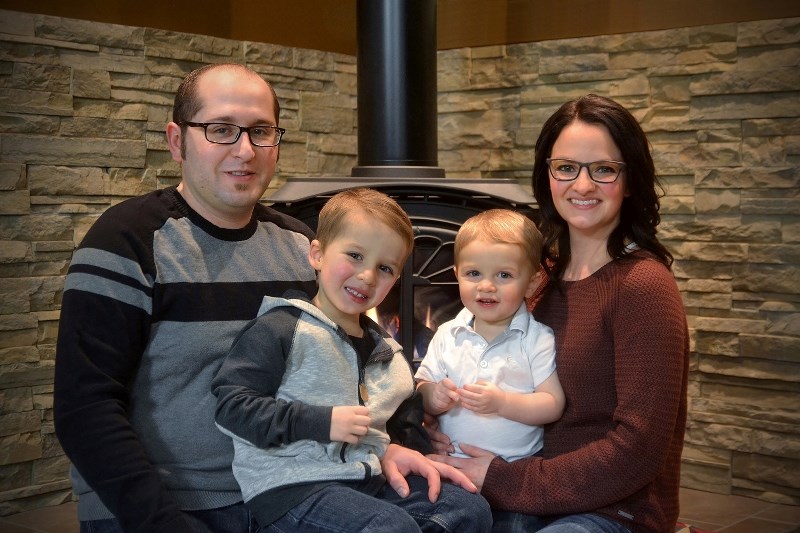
[415,303,556,461]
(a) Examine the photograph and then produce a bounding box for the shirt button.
[480,360,488,368]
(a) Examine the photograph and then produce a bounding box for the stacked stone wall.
[0,8,797,514]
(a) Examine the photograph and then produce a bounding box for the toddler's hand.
[331,405,370,444]
[460,380,505,415]
[430,378,460,413]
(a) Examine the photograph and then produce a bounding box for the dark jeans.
[266,475,492,533]
[80,502,259,533]
[492,511,632,533]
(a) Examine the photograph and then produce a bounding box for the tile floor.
[0,487,798,532]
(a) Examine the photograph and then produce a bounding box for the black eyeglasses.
[546,158,626,184]
[181,122,285,147]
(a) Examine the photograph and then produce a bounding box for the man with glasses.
[54,64,475,532]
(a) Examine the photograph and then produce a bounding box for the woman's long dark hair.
[532,94,673,282]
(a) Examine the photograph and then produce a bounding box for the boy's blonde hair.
[316,188,414,261]
[454,209,542,270]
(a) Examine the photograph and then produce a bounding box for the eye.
[208,123,234,136]
[497,272,513,279]
[593,164,616,175]
[250,126,271,136]
[556,161,578,173]
[347,252,363,261]
[379,265,395,276]
[464,270,480,278]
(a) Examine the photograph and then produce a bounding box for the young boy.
[415,209,565,462]
[212,188,492,532]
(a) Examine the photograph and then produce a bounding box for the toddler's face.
[455,239,537,332]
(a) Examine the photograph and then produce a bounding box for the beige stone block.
[691,92,800,121]
[740,334,800,363]
[748,244,800,265]
[732,451,800,492]
[670,241,747,262]
[691,68,800,96]
[31,454,71,485]
[28,166,105,196]
[0,241,30,263]
[695,331,739,356]
[0,432,42,466]
[693,316,763,334]
[1,135,146,167]
[0,164,25,191]
[539,53,608,75]
[682,291,731,310]
[742,197,800,216]
[299,104,355,135]
[737,46,800,71]
[695,189,740,214]
[0,362,54,389]
[0,88,73,117]
[692,398,799,430]
[10,63,71,93]
[0,387,33,415]
[695,167,798,189]
[60,117,147,142]
[734,263,800,294]
[700,382,799,411]
[36,13,143,48]
[698,354,799,382]
[738,19,800,47]
[0,411,40,439]
[73,99,149,121]
[742,117,800,137]
[0,484,73,515]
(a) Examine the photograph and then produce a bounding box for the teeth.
[570,199,597,206]
[346,287,367,299]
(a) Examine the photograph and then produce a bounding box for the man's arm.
[55,254,194,532]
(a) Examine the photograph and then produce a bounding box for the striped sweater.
[53,186,317,532]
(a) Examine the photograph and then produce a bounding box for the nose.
[477,278,495,292]
[572,166,596,194]
[232,131,256,159]
[357,268,376,286]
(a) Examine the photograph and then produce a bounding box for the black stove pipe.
[352,0,444,178]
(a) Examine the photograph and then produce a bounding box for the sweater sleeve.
[482,259,688,516]
[212,309,332,447]
[53,205,196,532]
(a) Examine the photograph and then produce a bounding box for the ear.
[166,122,183,163]
[308,239,324,271]
[524,270,542,299]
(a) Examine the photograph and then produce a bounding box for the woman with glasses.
[430,94,689,533]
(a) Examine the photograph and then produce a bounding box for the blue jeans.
[491,511,631,533]
[80,502,260,533]
[267,476,492,533]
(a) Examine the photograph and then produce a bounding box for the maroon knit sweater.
[481,251,689,533]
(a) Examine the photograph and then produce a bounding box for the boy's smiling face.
[309,211,408,336]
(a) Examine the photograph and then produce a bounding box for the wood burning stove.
[270,0,537,367]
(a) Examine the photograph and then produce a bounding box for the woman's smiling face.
[549,120,628,243]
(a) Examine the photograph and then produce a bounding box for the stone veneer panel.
[0,8,798,515]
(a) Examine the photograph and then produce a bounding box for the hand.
[430,378,460,412]
[427,442,495,492]
[423,412,454,455]
[459,380,505,415]
[381,443,478,502]
[330,405,370,444]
